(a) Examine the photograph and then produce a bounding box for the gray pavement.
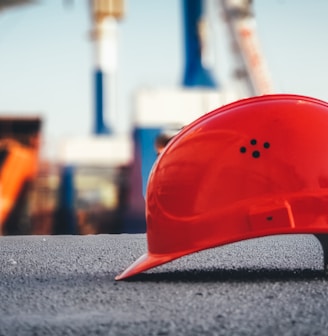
[1,233,328,335]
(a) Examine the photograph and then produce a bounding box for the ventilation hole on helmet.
[240,146,247,153]
[263,142,270,149]
[266,216,273,221]
[252,150,260,158]
[250,139,257,145]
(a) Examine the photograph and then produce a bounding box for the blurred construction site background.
[1,0,327,235]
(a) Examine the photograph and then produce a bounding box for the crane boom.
[220,0,273,96]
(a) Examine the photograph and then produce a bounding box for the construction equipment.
[0,117,41,235]
[219,0,273,96]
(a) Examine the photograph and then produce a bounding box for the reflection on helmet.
[154,127,182,155]
[116,94,328,280]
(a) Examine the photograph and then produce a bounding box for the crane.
[219,0,273,96]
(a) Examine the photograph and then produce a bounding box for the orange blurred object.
[116,94,328,280]
[0,142,38,225]
[0,117,41,234]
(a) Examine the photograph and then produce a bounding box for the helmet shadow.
[124,267,327,283]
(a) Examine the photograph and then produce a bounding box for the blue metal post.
[53,165,78,235]
[182,0,217,88]
[94,69,110,135]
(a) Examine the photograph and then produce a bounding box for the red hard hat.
[116,94,328,280]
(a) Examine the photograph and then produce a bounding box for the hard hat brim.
[115,252,182,280]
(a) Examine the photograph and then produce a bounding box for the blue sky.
[1,0,328,158]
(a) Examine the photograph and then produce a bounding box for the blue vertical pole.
[53,165,78,235]
[182,0,217,88]
[94,69,110,135]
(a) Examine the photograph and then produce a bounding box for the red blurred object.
[116,94,328,280]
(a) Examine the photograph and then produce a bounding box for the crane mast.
[220,0,273,96]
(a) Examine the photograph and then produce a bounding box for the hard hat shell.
[116,94,328,280]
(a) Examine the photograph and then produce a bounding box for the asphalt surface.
[1,233,328,336]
